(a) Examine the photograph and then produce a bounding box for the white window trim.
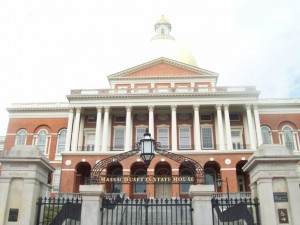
[34,129,50,155]
[231,126,244,150]
[135,126,148,143]
[157,125,170,149]
[201,124,214,149]
[178,125,192,150]
[84,129,96,151]
[52,169,61,193]
[15,129,27,146]
[281,125,298,151]
[261,126,273,144]
[113,126,126,150]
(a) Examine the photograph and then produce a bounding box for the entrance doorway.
[155,162,172,198]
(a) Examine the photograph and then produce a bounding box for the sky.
[0,0,300,135]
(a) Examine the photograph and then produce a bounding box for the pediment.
[108,57,218,80]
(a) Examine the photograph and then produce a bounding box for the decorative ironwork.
[155,147,204,184]
[101,197,193,225]
[211,198,260,225]
[90,150,140,184]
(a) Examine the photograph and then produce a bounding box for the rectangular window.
[231,130,242,149]
[87,116,97,123]
[201,127,213,149]
[229,113,240,121]
[136,128,147,143]
[52,169,61,193]
[137,87,149,93]
[179,127,191,149]
[200,114,212,121]
[156,87,169,93]
[115,115,126,123]
[117,87,128,94]
[113,128,125,150]
[85,133,95,151]
[157,128,169,149]
[176,86,189,93]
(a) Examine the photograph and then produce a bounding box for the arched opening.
[204,161,221,191]
[106,162,123,193]
[131,162,147,198]
[154,162,172,198]
[179,164,194,197]
[236,161,250,192]
[75,162,91,192]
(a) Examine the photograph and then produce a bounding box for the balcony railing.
[70,86,257,96]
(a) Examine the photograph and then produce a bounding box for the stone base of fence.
[79,185,106,225]
[189,184,215,225]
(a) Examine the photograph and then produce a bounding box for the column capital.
[126,105,132,112]
[223,104,229,110]
[193,104,200,111]
[75,107,81,113]
[148,105,155,112]
[245,104,252,110]
[253,104,258,110]
[215,104,222,111]
[104,106,110,112]
[96,106,102,112]
[68,108,74,113]
[170,105,177,111]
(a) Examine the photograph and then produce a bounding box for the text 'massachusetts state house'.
[3,16,300,198]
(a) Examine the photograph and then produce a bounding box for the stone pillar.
[216,105,225,150]
[171,105,177,151]
[148,105,155,139]
[223,104,233,150]
[189,185,215,225]
[245,104,256,149]
[79,185,106,225]
[65,108,74,152]
[94,106,102,152]
[193,105,201,151]
[101,106,110,151]
[243,144,300,225]
[125,106,132,151]
[253,104,263,146]
[71,107,81,151]
[0,146,54,225]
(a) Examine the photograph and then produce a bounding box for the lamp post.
[216,177,230,201]
[139,128,155,168]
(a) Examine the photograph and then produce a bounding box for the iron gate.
[211,198,260,225]
[101,196,193,225]
[36,197,82,225]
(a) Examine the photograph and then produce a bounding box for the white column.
[193,105,201,151]
[101,106,110,151]
[245,104,256,149]
[71,107,81,151]
[171,105,177,151]
[125,105,132,151]
[223,104,232,150]
[148,105,155,138]
[216,104,225,150]
[253,104,263,146]
[65,108,74,152]
[94,106,102,152]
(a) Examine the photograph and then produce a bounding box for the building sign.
[273,192,288,202]
[94,175,194,184]
[278,209,289,223]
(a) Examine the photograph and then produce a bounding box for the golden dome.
[146,15,198,67]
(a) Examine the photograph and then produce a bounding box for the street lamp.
[139,128,155,167]
[216,177,230,201]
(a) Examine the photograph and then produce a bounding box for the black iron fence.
[211,198,260,225]
[101,196,193,225]
[36,197,82,225]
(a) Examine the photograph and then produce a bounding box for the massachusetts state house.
[3,16,300,198]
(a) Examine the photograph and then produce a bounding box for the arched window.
[204,168,216,185]
[37,130,48,152]
[111,168,123,193]
[134,169,147,193]
[180,168,194,193]
[283,126,295,150]
[16,129,27,145]
[56,129,67,153]
[261,126,272,144]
